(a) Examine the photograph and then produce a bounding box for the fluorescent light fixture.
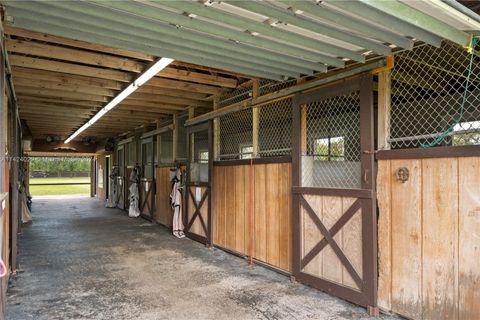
[64,57,174,143]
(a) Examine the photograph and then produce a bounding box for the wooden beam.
[147,77,225,95]
[9,55,132,82]
[128,92,211,107]
[138,85,208,100]
[14,78,116,97]
[378,71,391,150]
[7,39,238,87]
[18,96,101,107]
[5,25,155,61]
[158,67,237,88]
[12,66,123,90]
[15,86,108,102]
[119,99,186,111]
[6,38,144,73]
[115,104,176,115]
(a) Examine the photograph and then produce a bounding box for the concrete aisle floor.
[7,197,399,320]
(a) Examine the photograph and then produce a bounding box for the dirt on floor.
[6,197,400,320]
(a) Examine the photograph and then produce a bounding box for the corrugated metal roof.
[4,0,480,80]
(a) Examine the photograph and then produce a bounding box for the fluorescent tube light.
[64,57,174,143]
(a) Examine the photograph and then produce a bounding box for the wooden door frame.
[185,121,213,245]
[139,137,155,221]
[116,144,125,210]
[291,74,377,311]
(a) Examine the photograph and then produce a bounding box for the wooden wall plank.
[458,157,480,320]
[234,165,245,254]
[390,159,422,319]
[244,164,252,258]
[422,158,458,320]
[254,164,267,262]
[278,163,292,271]
[377,160,392,310]
[225,167,236,250]
[266,164,280,268]
[218,167,226,247]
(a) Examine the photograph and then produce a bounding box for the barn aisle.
[6,197,397,320]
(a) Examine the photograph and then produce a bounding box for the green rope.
[421,37,479,148]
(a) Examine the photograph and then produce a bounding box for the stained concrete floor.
[7,197,400,320]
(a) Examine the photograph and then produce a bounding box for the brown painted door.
[139,137,155,220]
[292,74,377,309]
[185,122,212,245]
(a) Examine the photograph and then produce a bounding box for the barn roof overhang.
[4,0,480,81]
[3,0,480,145]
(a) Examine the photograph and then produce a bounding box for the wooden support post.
[188,106,195,120]
[90,157,95,197]
[297,78,308,154]
[378,70,391,150]
[301,107,307,154]
[252,80,259,158]
[212,97,220,160]
[156,120,161,163]
[188,107,195,159]
[172,114,178,162]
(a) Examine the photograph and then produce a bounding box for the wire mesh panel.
[389,41,480,149]
[176,114,188,161]
[258,97,292,157]
[219,83,253,108]
[190,130,209,183]
[219,108,253,160]
[259,78,297,96]
[159,130,173,164]
[302,91,361,189]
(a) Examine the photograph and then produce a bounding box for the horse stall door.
[185,122,212,245]
[139,137,155,221]
[292,75,377,311]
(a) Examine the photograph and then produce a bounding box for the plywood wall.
[378,157,480,320]
[213,162,292,272]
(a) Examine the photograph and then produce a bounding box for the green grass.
[30,177,91,196]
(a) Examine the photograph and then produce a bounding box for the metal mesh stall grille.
[389,41,480,149]
[219,108,253,160]
[219,83,253,107]
[258,97,292,157]
[259,78,297,96]
[176,114,188,161]
[302,91,361,189]
[159,130,173,164]
[190,130,209,183]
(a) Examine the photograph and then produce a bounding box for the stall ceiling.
[3,0,480,144]
[4,0,480,80]
[5,26,246,140]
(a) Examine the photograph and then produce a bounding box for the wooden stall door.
[292,75,377,310]
[185,122,212,245]
[139,137,155,221]
[116,145,125,210]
